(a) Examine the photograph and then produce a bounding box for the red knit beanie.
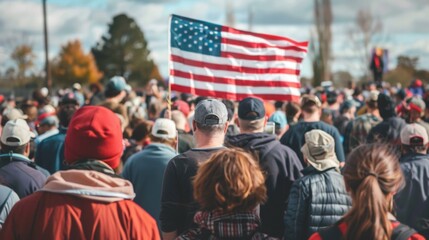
[65,106,123,169]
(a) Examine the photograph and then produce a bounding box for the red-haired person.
[176,148,277,240]
[309,144,424,240]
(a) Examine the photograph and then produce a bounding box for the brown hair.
[342,144,404,240]
[193,148,267,213]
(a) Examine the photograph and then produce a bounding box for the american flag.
[169,14,308,101]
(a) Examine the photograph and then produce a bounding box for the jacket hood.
[227,132,277,152]
[40,170,135,202]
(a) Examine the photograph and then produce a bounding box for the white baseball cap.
[1,119,35,146]
[152,118,177,139]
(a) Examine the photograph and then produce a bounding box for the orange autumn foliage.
[52,40,102,86]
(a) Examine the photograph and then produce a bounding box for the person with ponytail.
[309,143,425,240]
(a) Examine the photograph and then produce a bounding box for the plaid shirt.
[176,210,279,240]
[343,113,381,155]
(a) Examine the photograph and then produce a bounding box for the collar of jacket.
[193,209,262,239]
[301,165,338,175]
[40,163,135,202]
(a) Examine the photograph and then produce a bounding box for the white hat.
[3,108,28,120]
[1,119,35,146]
[400,123,429,146]
[152,118,177,139]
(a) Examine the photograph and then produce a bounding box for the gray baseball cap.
[194,99,228,125]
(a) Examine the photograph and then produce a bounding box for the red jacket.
[0,170,160,240]
[309,221,424,240]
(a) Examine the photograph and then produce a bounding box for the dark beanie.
[65,106,123,169]
[378,93,396,120]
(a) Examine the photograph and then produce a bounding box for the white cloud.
[0,0,428,82]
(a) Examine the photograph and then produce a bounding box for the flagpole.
[167,14,172,120]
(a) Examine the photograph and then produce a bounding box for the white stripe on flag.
[170,62,300,82]
[221,43,306,58]
[171,76,302,95]
[170,47,301,70]
[222,31,307,49]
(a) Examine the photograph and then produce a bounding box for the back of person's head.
[285,101,301,122]
[327,91,338,105]
[65,106,123,170]
[400,123,428,154]
[0,119,35,155]
[193,99,228,135]
[378,93,396,120]
[193,148,266,213]
[131,121,153,142]
[171,110,187,131]
[366,90,379,109]
[237,97,266,132]
[104,76,127,98]
[149,118,177,147]
[343,143,404,240]
[300,94,322,115]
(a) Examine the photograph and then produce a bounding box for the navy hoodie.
[226,132,303,238]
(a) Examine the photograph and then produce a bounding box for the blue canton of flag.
[170,15,221,57]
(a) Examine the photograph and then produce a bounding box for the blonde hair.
[193,148,266,212]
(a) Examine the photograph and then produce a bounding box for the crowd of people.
[0,76,428,239]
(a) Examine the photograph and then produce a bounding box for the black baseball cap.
[238,97,265,120]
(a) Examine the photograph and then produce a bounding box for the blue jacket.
[395,153,429,232]
[121,143,177,228]
[280,121,345,165]
[0,153,48,198]
[35,127,67,174]
[284,166,351,240]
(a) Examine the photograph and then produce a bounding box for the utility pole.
[248,6,253,31]
[42,0,52,91]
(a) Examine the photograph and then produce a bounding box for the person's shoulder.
[39,132,65,145]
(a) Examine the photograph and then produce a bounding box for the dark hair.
[342,144,404,240]
[222,100,235,121]
[274,101,284,110]
[301,102,319,114]
[0,142,27,154]
[58,105,78,127]
[104,89,121,98]
[367,99,378,109]
[401,145,428,154]
[132,121,153,141]
[285,102,301,123]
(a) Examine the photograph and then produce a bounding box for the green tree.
[51,40,102,86]
[92,14,156,85]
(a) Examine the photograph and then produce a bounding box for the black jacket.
[395,153,429,232]
[367,116,406,145]
[284,166,351,240]
[226,132,303,238]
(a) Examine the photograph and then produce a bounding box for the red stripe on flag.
[221,38,308,52]
[171,84,301,102]
[222,26,309,47]
[171,55,301,75]
[171,70,301,88]
[221,51,303,63]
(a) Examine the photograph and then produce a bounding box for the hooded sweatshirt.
[0,169,160,240]
[227,133,303,238]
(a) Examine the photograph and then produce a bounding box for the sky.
[0,0,428,81]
